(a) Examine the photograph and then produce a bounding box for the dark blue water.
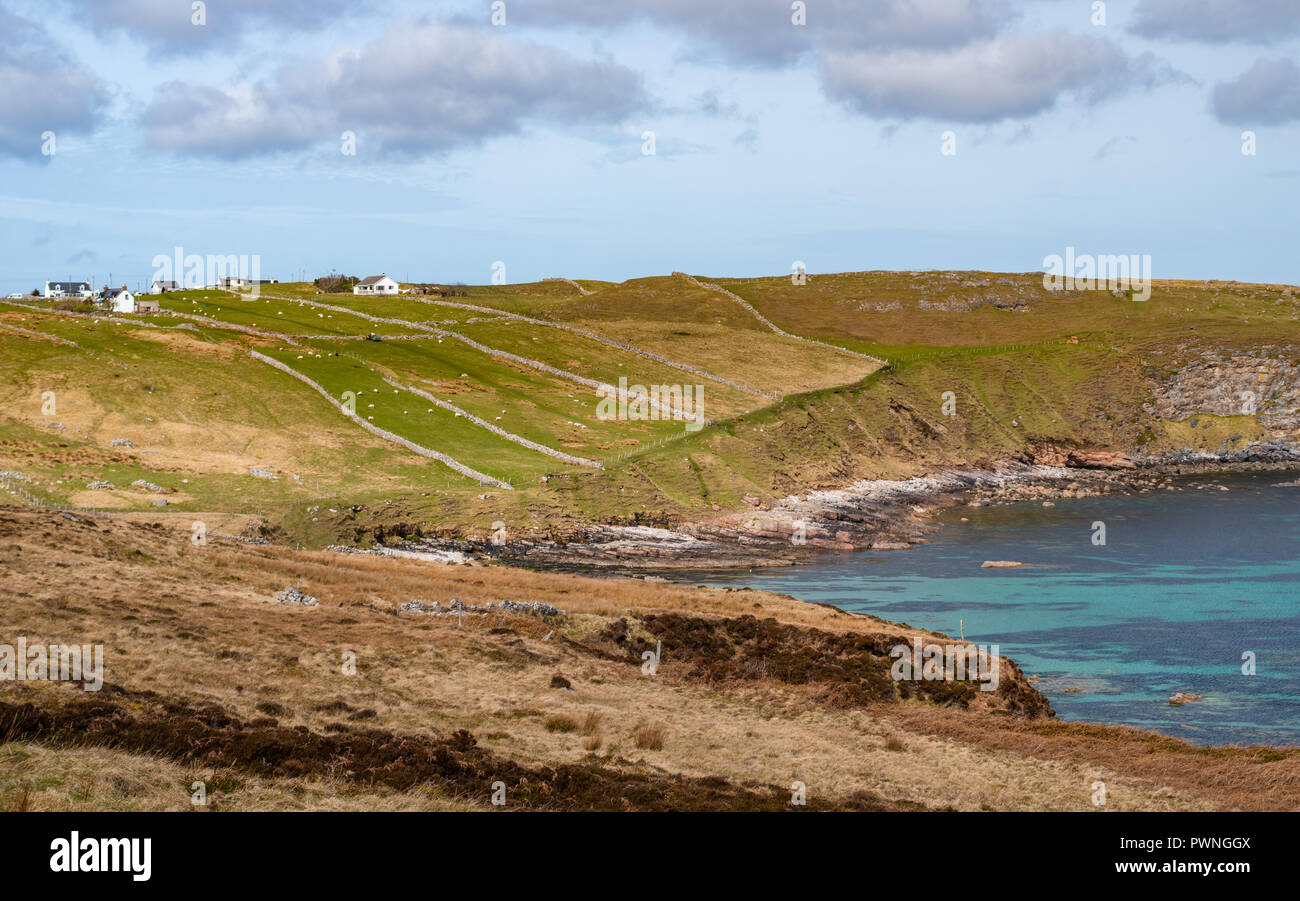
[676,471,1300,746]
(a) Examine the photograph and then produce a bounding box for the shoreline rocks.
[345,452,1300,574]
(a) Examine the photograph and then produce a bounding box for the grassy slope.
[716,270,1300,353]
[1,273,1296,541]
[0,313,474,516]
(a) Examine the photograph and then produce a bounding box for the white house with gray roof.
[354,274,399,295]
[44,280,92,299]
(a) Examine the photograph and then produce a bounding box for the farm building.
[354,274,399,295]
[213,277,278,289]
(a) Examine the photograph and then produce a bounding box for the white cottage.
[99,285,135,313]
[354,274,399,295]
[44,280,92,299]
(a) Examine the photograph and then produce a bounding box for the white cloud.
[1211,58,1300,124]
[520,0,1012,65]
[141,18,649,159]
[1132,0,1300,44]
[0,8,109,158]
[820,30,1184,122]
[59,0,365,54]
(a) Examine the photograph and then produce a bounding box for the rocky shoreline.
[390,441,1300,573]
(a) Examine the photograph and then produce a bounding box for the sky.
[0,0,1298,295]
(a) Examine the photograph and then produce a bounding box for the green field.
[2,271,1296,543]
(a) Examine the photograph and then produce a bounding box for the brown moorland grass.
[633,722,666,750]
[0,741,475,812]
[544,714,579,733]
[0,508,1285,810]
[2,691,902,811]
[881,706,1300,812]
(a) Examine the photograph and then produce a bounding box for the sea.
[672,470,1300,746]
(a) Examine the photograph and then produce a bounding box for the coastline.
[397,444,1300,573]
[378,457,1300,755]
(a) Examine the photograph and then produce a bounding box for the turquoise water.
[675,471,1300,746]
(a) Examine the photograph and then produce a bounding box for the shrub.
[632,722,665,750]
[313,274,359,293]
[579,711,603,736]
[544,714,578,733]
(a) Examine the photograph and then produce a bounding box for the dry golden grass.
[544,714,579,733]
[579,710,604,736]
[0,742,474,812]
[882,706,1300,812]
[0,357,398,487]
[576,319,879,396]
[52,510,899,635]
[0,507,1288,811]
[632,722,666,750]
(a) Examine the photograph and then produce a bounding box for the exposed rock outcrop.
[1150,348,1300,434]
[275,586,319,606]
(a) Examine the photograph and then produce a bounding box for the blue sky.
[1,0,1298,295]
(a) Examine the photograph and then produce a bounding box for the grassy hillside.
[1,271,1296,544]
[712,270,1300,355]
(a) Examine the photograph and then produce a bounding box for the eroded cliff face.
[1143,347,1300,458]
[1149,348,1300,432]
